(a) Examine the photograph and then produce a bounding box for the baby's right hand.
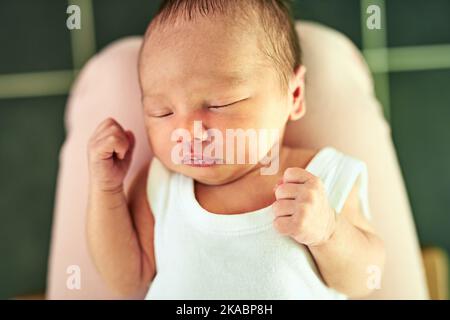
[88,118,135,193]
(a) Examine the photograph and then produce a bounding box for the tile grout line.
[68,0,97,74]
[364,44,450,73]
[361,0,391,121]
[0,71,75,99]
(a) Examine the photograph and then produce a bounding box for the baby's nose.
[175,119,209,143]
[193,121,209,142]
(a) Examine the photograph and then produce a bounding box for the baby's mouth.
[181,154,222,166]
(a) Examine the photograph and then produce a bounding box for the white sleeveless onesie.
[145,147,371,300]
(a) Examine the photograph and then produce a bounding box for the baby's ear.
[288,65,307,121]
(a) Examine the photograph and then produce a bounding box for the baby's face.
[139,16,300,185]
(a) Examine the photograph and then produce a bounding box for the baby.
[87,0,385,299]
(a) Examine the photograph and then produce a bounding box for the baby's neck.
[194,146,317,215]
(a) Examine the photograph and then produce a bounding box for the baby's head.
[139,0,306,184]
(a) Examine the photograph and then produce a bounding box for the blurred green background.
[0,0,449,299]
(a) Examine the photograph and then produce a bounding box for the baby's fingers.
[96,133,130,161]
[92,117,121,137]
[274,183,301,200]
[272,199,296,218]
[95,121,127,143]
[273,215,295,236]
[125,130,135,150]
[283,167,316,185]
[123,130,136,162]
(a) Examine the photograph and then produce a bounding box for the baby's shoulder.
[286,146,363,169]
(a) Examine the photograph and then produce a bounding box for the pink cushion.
[47,22,429,299]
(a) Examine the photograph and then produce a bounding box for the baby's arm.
[86,118,155,297]
[307,179,385,298]
[273,168,385,298]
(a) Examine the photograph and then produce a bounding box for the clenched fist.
[87,118,135,193]
[272,167,336,247]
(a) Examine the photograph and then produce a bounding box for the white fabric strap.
[306,147,371,220]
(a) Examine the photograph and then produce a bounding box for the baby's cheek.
[145,129,170,156]
[151,134,169,152]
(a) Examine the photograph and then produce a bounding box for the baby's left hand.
[272,167,336,247]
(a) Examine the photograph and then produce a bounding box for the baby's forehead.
[140,56,258,97]
[143,15,261,54]
[139,18,268,80]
